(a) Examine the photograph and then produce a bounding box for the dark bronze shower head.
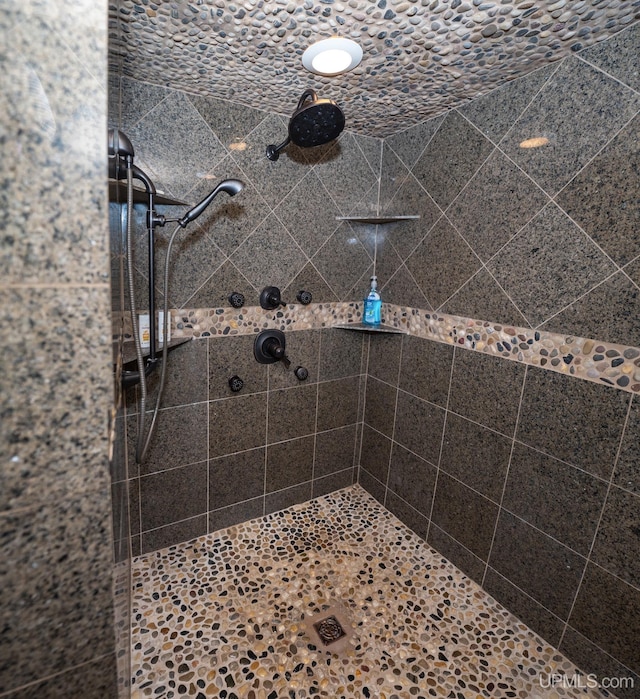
[266,89,345,161]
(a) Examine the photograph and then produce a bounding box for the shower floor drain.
[304,604,354,654]
[313,615,346,646]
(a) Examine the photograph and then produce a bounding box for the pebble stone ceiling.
[111,0,640,137]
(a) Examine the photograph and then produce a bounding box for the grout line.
[481,364,529,588]
[309,331,322,499]
[263,365,271,518]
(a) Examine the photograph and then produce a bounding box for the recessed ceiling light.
[302,38,363,76]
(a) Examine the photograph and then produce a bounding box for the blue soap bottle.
[363,276,381,326]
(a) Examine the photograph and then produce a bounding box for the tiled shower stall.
[2,0,639,697]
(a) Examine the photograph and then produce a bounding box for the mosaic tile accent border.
[114,301,640,394]
[130,485,611,699]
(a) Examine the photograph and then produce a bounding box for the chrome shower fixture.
[266,89,345,161]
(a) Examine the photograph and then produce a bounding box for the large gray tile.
[268,384,317,443]
[274,171,342,257]
[517,366,630,480]
[264,482,313,515]
[312,223,373,300]
[487,203,616,327]
[1,288,112,512]
[440,414,511,503]
[282,263,340,304]
[359,424,392,485]
[209,447,266,510]
[374,238,404,292]
[229,113,309,206]
[541,267,640,349]
[139,461,208,531]
[483,568,565,648]
[231,213,307,291]
[317,377,360,432]
[412,111,494,210]
[314,132,379,215]
[385,491,429,540]
[500,57,640,196]
[591,485,640,588]
[268,329,320,390]
[379,145,411,212]
[187,259,258,309]
[394,391,446,465]
[427,524,486,585]
[431,472,499,559]
[266,436,314,493]
[399,335,453,408]
[0,499,115,692]
[578,22,640,93]
[209,497,264,534]
[120,76,170,131]
[131,403,208,477]
[127,91,227,199]
[560,627,640,699]
[315,425,357,478]
[387,443,436,517]
[459,64,558,144]
[141,515,208,554]
[179,153,269,259]
[312,469,354,499]
[209,393,267,458]
[503,443,608,556]
[379,265,431,310]
[447,149,549,262]
[569,563,640,674]
[188,93,267,149]
[385,115,445,171]
[364,377,397,438]
[406,216,482,310]
[358,466,387,505]
[488,510,586,619]
[368,333,403,384]
[440,269,531,328]
[209,334,268,400]
[319,328,364,381]
[381,174,442,260]
[614,396,640,495]
[449,348,526,437]
[556,114,640,267]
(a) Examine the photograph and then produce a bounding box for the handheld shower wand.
[136,178,244,464]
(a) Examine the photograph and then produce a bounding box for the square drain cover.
[304,604,354,655]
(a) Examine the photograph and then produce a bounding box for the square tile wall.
[126,328,367,553]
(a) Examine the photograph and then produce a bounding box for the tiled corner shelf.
[108,179,188,206]
[332,323,408,334]
[336,215,420,224]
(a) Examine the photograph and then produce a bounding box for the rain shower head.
[266,89,345,161]
[178,179,244,228]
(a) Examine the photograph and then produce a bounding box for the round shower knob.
[297,290,312,305]
[294,366,309,381]
[229,292,245,309]
[228,376,244,393]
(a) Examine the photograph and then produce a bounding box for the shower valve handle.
[260,286,287,311]
[263,338,291,368]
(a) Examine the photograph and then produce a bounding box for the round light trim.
[302,38,363,76]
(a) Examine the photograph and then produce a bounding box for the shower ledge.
[336,215,420,224]
[332,323,408,334]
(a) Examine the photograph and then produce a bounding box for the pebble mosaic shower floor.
[131,486,611,699]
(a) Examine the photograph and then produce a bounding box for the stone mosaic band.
[115,302,640,394]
